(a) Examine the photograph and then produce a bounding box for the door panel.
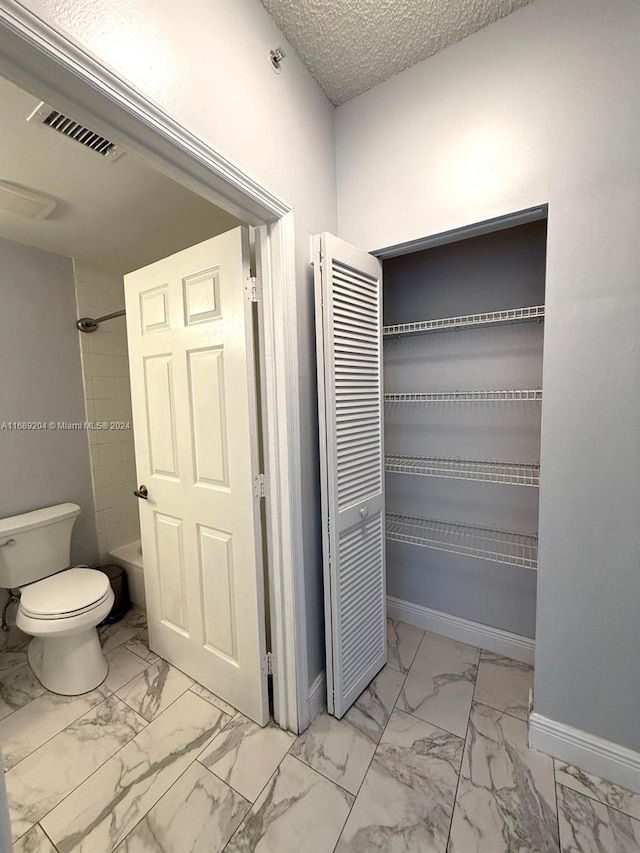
[188,347,228,487]
[144,355,179,477]
[155,513,186,631]
[198,525,236,659]
[314,232,386,719]
[125,226,269,725]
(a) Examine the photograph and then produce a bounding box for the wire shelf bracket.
[386,512,538,570]
[385,454,540,486]
[383,305,545,338]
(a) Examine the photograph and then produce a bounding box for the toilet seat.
[20,567,111,620]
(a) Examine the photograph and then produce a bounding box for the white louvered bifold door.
[314,232,386,719]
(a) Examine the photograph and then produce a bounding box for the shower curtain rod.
[76,309,126,333]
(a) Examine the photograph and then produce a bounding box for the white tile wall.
[74,263,140,563]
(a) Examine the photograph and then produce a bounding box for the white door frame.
[0,1,308,732]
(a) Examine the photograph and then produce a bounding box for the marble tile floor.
[1,611,639,852]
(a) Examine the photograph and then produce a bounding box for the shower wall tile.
[74,262,140,565]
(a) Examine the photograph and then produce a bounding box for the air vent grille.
[27,102,123,160]
[43,110,116,156]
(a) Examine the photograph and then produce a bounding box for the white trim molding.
[373,205,548,259]
[387,595,535,664]
[529,713,640,795]
[0,0,289,224]
[307,671,327,724]
[0,0,306,734]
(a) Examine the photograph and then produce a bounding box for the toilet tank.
[0,503,81,588]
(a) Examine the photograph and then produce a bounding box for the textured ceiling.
[0,77,240,273]
[260,0,534,104]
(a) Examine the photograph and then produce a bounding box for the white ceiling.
[261,0,534,104]
[0,77,241,274]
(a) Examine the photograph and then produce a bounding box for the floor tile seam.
[471,699,531,725]
[289,679,402,799]
[115,673,194,723]
[394,640,481,704]
[0,698,35,725]
[399,706,467,740]
[288,751,358,806]
[106,659,157,700]
[41,735,209,853]
[22,696,150,840]
[194,754,254,806]
[3,687,130,776]
[0,663,40,721]
[116,754,251,852]
[99,624,146,654]
[403,628,426,673]
[232,757,288,837]
[287,744,360,800]
[188,685,237,717]
[553,757,562,851]
[477,647,535,671]
[555,778,640,824]
[120,642,156,666]
[219,753,324,853]
[193,710,247,798]
[386,653,421,677]
[444,649,480,852]
[197,708,240,758]
[37,689,233,843]
[390,706,466,746]
[39,821,61,853]
[107,793,150,853]
[330,671,410,851]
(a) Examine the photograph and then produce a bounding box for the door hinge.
[266,651,274,677]
[245,275,261,302]
[253,473,266,499]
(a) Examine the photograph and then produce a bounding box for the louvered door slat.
[314,232,386,719]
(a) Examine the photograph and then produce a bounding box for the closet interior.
[383,218,547,639]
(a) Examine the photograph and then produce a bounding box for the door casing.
[0,1,309,731]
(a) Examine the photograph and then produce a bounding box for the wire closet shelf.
[386,513,538,570]
[385,454,540,487]
[384,389,542,403]
[383,305,545,338]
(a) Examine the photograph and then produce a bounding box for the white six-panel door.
[314,232,386,718]
[125,227,269,726]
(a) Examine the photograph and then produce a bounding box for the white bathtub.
[108,540,145,608]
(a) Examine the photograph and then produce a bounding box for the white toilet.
[0,503,114,695]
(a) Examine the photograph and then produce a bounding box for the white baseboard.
[529,712,640,795]
[387,595,535,664]
[307,671,326,724]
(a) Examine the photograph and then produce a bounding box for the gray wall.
[12,0,339,696]
[384,222,546,637]
[0,237,98,566]
[336,0,640,751]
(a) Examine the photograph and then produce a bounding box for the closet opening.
[380,209,547,649]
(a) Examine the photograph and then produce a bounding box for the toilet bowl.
[0,503,114,696]
[17,567,114,695]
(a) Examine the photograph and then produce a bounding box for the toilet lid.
[20,567,111,618]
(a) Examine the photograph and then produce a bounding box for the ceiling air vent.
[27,102,124,161]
